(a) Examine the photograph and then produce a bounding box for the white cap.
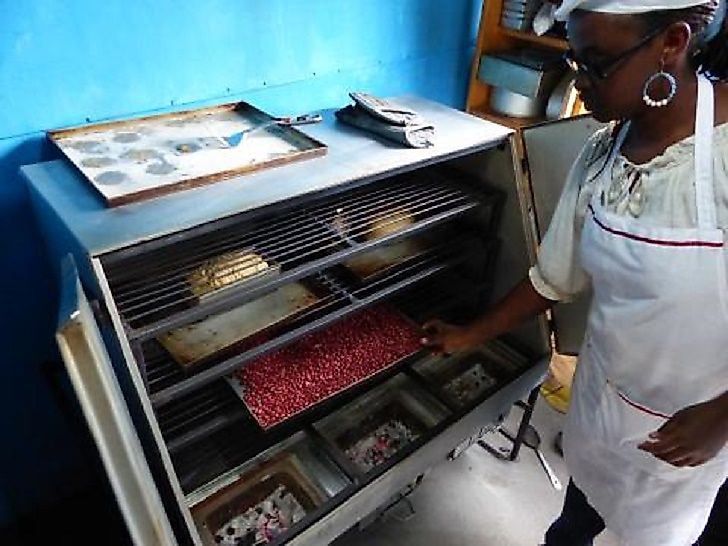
[555,1,713,21]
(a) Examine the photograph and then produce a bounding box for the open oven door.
[522,115,607,355]
[56,256,178,546]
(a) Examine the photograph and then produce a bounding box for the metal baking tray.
[331,202,418,245]
[412,347,515,408]
[226,306,423,430]
[314,374,450,475]
[342,237,427,281]
[158,279,328,371]
[49,101,327,206]
[189,432,349,546]
[342,224,460,282]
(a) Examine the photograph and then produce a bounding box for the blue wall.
[0,0,482,526]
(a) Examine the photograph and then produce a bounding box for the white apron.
[563,74,728,546]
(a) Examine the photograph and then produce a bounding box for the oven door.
[56,255,177,546]
[523,115,607,355]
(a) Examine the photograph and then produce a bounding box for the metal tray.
[189,432,348,546]
[158,280,327,370]
[314,374,450,474]
[412,348,514,408]
[49,102,327,206]
[226,306,423,430]
[342,238,426,281]
[193,458,321,546]
[342,225,458,282]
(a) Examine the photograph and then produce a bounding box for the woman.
[423,1,728,544]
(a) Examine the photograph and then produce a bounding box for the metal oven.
[25,97,601,545]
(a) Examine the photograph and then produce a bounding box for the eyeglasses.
[564,26,666,80]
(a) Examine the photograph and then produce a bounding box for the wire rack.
[102,171,487,340]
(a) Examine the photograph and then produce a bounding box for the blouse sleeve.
[529,128,611,302]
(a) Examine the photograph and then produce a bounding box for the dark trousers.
[697,479,728,546]
[544,481,605,546]
[545,479,728,546]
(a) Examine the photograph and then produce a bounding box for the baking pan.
[412,349,513,408]
[342,237,426,281]
[479,49,564,99]
[158,280,327,370]
[49,101,327,206]
[192,453,322,546]
[490,87,545,118]
[314,374,450,474]
[332,205,418,244]
[227,305,423,430]
[343,224,459,282]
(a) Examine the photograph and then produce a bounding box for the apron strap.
[694,74,717,230]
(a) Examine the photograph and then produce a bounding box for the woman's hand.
[639,395,728,467]
[419,278,554,356]
[420,320,481,355]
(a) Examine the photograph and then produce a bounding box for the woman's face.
[567,11,666,122]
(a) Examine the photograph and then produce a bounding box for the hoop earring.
[642,69,677,108]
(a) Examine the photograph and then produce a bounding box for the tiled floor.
[335,399,620,546]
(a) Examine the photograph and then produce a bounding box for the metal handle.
[535,449,563,491]
[277,113,323,126]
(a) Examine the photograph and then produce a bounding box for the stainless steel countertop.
[23,96,512,256]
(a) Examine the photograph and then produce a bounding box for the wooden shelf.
[500,29,568,51]
[470,108,547,130]
[466,0,579,127]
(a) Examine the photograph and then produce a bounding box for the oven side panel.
[27,174,100,295]
[27,172,201,544]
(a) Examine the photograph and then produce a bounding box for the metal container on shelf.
[490,87,544,118]
[501,0,543,31]
[412,342,530,408]
[479,47,565,118]
[314,374,451,475]
[188,432,349,546]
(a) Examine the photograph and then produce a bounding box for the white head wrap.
[555,1,714,21]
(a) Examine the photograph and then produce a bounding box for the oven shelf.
[168,349,424,492]
[161,262,514,495]
[169,335,534,497]
[145,239,486,407]
[156,257,498,465]
[102,169,493,341]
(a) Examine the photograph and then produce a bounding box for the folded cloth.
[335,103,435,148]
[349,92,423,126]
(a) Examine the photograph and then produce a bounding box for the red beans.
[233,305,421,428]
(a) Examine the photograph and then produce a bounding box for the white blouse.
[529,122,728,302]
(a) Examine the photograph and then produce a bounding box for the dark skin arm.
[639,392,728,467]
[421,277,554,355]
